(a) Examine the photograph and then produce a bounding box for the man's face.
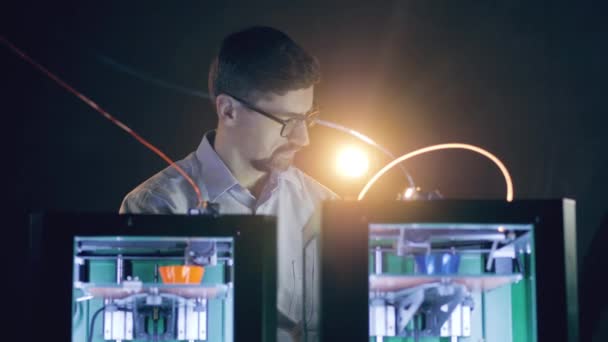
[233,86,313,172]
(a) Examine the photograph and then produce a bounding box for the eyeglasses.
[223,92,320,137]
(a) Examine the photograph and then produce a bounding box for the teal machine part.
[72,237,233,342]
[366,227,535,342]
[303,199,578,342]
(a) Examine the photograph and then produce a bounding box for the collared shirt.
[120,131,337,328]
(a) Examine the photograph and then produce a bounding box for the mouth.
[275,151,297,162]
[280,149,298,156]
[274,144,300,157]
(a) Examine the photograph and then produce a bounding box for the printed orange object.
[158,265,205,284]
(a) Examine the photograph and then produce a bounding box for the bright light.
[336,146,369,178]
[403,187,416,199]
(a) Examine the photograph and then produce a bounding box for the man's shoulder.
[120,154,201,214]
[288,167,339,201]
[124,168,175,199]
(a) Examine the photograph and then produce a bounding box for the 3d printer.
[28,213,277,342]
[303,199,578,342]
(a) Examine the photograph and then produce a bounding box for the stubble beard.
[252,144,300,173]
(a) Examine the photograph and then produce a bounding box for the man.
[120,26,337,340]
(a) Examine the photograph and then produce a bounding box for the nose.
[288,121,310,147]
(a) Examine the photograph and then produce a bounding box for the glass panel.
[368,223,536,342]
[72,236,234,342]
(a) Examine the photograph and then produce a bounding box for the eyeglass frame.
[221,92,320,137]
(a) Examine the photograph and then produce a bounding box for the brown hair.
[208,26,320,104]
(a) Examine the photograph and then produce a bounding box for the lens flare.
[337,146,369,178]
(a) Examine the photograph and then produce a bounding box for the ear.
[215,94,238,126]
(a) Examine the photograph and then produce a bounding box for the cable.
[358,143,514,202]
[1,35,206,209]
[87,304,133,342]
[96,54,211,99]
[3,36,514,204]
[87,305,106,342]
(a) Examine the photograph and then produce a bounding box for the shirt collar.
[195,130,304,200]
[195,131,239,201]
[279,166,303,191]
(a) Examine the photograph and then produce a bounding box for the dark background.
[4,1,607,340]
